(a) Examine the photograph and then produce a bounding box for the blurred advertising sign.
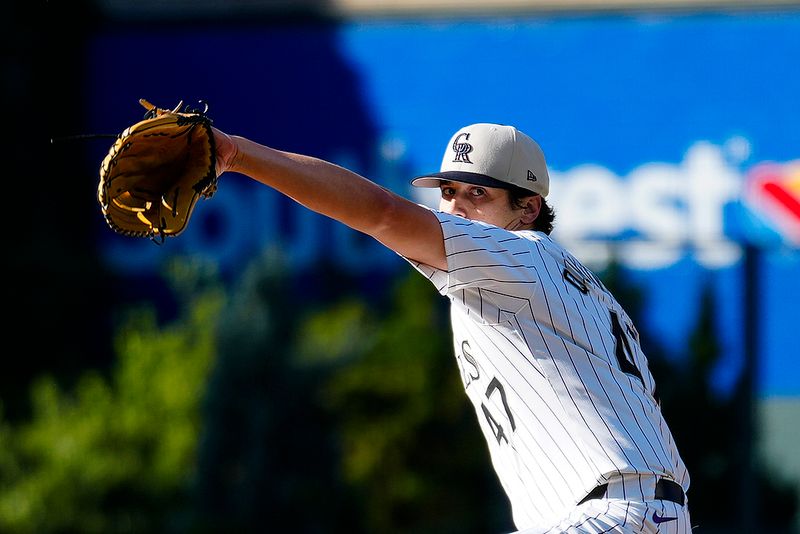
[96,138,799,274]
[86,12,799,396]
[547,141,799,271]
[744,161,800,246]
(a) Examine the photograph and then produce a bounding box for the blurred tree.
[0,261,223,534]
[604,262,798,534]
[189,252,353,533]
[191,254,511,533]
[5,251,796,534]
[316,271,513,534]
[654,288,798,534]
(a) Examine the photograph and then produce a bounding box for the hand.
[213,127,239,176]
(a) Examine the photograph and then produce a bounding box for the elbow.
[367,188,403,239]
[362,188,446,270]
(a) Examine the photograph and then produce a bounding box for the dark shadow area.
[15,0,382,417]
[5,0,115,421]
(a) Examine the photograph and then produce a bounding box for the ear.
[519,195,542,225]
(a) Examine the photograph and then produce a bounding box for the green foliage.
[6,250,795,533]
[0,271,223,534]
[318,272,512,534]
[188,253,345,532]
[191,258,511,533]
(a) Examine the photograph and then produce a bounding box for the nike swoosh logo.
[652,511,678,524]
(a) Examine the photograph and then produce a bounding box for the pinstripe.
[598,500,630,532]
[521,264,637,469]
[529,252,669,480]
[595,319,675,472]
[594,309,681,476]
[588,309,675,480]
[404,211,689,531]
[504,314,605,476]
[562,268,666,482]
[640,502,649,534]
[601,312,670,472]
[464,315,588,485]
[450,278,534,290]
[450,247,518,256]
[522,294,624,465]
[453,311,581,513]
[449,261,539,273]
[549,245,676,475]
[455,320,557,519]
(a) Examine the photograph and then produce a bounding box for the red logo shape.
[745,161,800,245]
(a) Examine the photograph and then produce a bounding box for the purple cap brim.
[410,171,538,194]
[411,171,512,189]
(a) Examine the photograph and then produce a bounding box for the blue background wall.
[85,11,800,398]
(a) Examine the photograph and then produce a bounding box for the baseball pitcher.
[210,122,692,533]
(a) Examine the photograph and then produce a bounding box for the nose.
[440,196,467,218]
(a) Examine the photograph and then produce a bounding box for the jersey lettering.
[481,377,516,445]
[610,310,644,382]
[457,340,480,389]
[610,310,661,403]
[481,404,509,445]
[404,213,688,526]
[563,266,589,294]
[563,256,602,292]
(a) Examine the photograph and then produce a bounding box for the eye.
[440,186,455,197]
[471,187,486,197]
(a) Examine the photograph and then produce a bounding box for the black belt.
[577,479,685,506]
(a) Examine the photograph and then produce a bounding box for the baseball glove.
[97,98,218,243]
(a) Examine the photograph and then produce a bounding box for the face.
[438,181,538,231]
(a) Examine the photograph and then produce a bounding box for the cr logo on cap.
[452,133,473,164]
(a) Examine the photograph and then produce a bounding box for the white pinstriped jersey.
[405,210,689,530]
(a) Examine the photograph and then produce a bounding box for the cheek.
[486,202,516,224]
[478,199,502,214]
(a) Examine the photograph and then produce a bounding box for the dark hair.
[509,187,555,235]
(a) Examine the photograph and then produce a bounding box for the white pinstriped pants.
[511,476,693,534]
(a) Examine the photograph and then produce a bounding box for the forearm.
[217,133,446,269]
[228,135,398,236]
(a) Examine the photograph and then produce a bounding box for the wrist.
[212,128,241,175]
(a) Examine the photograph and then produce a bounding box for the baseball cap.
[411,123,550,197]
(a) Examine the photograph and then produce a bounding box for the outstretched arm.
[214,129,447,270]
